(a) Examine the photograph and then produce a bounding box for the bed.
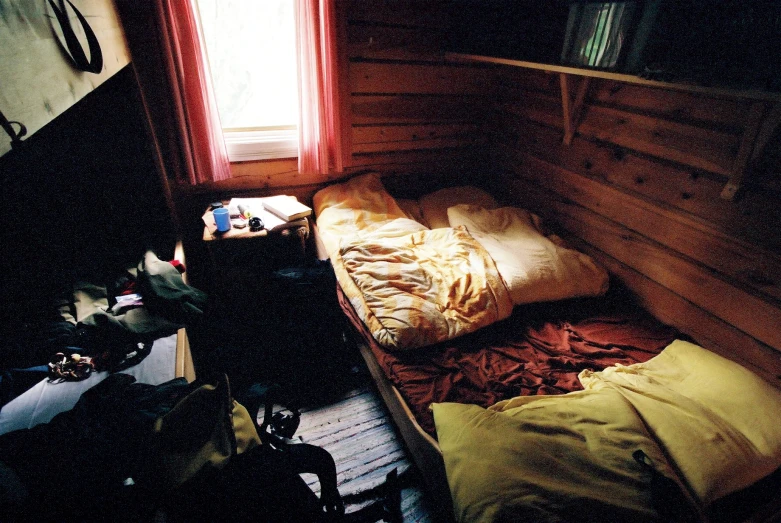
[313,173,781,522]
[0,329,193,436]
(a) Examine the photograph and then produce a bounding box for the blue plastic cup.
[213,207,231,232]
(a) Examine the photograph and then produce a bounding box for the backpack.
[161,381,403,523]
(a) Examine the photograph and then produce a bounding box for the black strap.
[47,0,104,73]
[252,386,344,519]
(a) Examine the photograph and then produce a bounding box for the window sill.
[224,129,298,162]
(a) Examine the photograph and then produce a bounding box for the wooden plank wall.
[186,0,495,201]
[483,66,781,386]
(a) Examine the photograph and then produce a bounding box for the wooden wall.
[483,66,781,386]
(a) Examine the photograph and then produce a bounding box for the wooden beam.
[560,74,591,145]
[559,74,573,144]
[570,77,591,143]
[446,52,781,103]
[721,102,767,200]
[750,102,781,164]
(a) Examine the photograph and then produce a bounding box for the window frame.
[195,0,299,162]
[223,128,298,162]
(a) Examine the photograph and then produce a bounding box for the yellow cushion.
[432,390,676,522]
[580,339,781,505]
[313,173,409,257]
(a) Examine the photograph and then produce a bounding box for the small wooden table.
[201,204,312,286]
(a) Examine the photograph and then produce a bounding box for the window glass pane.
[196,0,298,130]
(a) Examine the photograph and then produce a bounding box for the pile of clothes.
[0,251,207,406]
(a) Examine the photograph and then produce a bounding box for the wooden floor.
[296,376,436,522]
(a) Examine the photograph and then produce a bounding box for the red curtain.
[117,0,230,185]
[296,0,347,175]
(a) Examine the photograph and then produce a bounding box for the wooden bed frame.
[355,340,455,522]
[175,327,196,382]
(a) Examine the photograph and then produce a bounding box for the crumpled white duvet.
[447,204,609,305]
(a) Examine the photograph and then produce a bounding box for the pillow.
[418,186,498,229]
[580,340,781,506]
[312,173,409,257]
[448,205,609,305]
[432,389,678,522]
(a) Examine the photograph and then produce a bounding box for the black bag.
[162,383,403,523]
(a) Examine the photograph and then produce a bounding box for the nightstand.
[201,204,310,277]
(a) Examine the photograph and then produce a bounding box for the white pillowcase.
[448,204,609,305]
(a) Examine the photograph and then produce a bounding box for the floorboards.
[296,377,436,522]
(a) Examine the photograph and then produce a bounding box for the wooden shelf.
[447,52,781,201]
[445,53,781,103]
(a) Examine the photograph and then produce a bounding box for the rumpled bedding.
[337,280,678,436]
[432,340,781,522]
[315,173,609,351]
[332,223,513,350]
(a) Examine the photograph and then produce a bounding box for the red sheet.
[338,283,679,437]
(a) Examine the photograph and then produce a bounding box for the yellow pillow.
[418,186,498,229]
[312,173,409,257]
[580,340,781,506]
[432,389,676,522]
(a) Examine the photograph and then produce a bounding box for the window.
[195,0,298,161]
[561,1,637,70]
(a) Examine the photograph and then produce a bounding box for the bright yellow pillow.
[580,339,781,506]
[432,389,676,523]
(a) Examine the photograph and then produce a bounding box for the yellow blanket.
[433,340,781,522]
[314,172,604,350]
[332,224,514,350]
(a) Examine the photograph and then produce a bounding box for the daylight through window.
[196,0,298,160]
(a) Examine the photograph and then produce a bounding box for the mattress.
[338,282,679,437]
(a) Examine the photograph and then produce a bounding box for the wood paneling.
[343,0,455,29]
[502,170,781,351]
[491,65,781,379]
[493,117,781,250]
[502,89,742,176]
[493,172,781,388]
[352,123,483,153]
[498,144,781,303]
[347,23,444,61]
[350,62,498,95]
[352,95,485,124]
